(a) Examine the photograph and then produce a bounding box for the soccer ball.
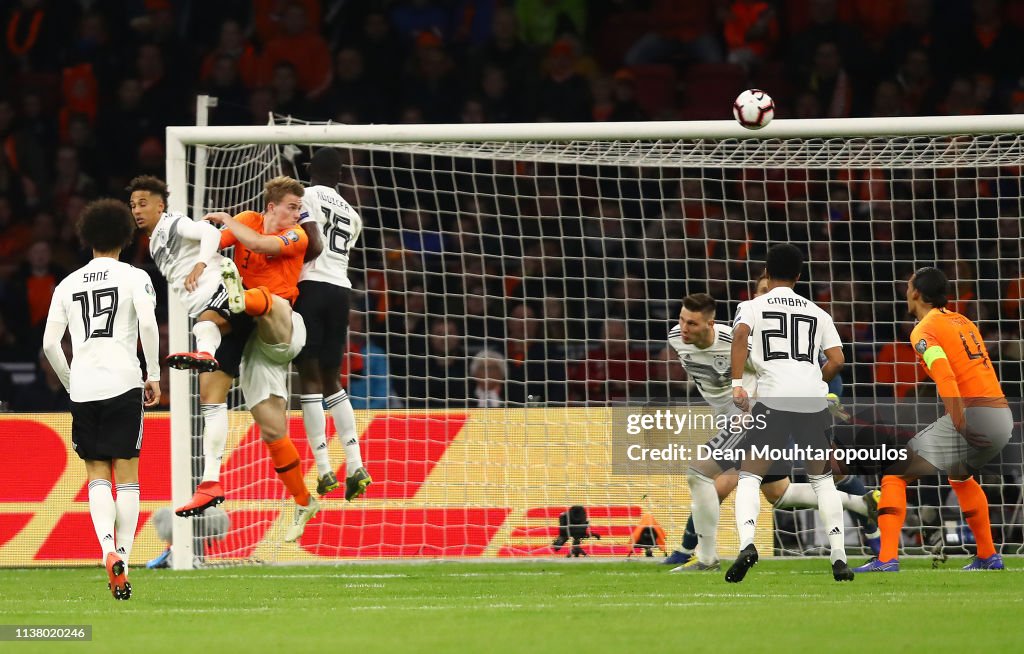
[733,89,774,130]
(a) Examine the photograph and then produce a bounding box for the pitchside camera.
[551,505,600,557]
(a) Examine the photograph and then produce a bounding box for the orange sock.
[949,476,996,559]
[266,437,310,506]
[878,475,907,562]
[244,287,272,317]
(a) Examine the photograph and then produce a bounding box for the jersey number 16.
[321,207,352,255]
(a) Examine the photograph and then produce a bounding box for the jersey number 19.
[72,288,119,339]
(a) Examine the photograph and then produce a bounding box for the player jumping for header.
[293,148,371,500]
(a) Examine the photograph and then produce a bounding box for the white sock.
[810,473,847,564]
[326,390,362,475]
[200,403,228,483]
[114,483,140,565]
[687,469,720,563]
[777,482,867,517]
[301,394,332,477]
[192,320,222,356]
[88,479,116,558]
[735,472,762,550]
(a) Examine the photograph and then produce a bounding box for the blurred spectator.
[136,43,185,129]
[269,61,313,118]
[516,0,586,46]
[344,307,391,409]
[624,0,722,66]
[354,10,406,91]
[501,302,566,405]
[570,318,650,404]
[474,8,536,96]
[260,2,332,97]
[468,347,506,407]
[6,240,66,348]
[873,323,926,398]
[51,146,96,214]
[390,1,453,42]
[322,48,384,123]
[788,0,863,82]
[400,31,462,122]
[253,0,321,45]
[199,19,260,89]
[884,0,940,67]
[405,317,468,407]
[203,55,252,125]
[723,0,779,69]
[946,0,1023,82]
[97,78,155,184]
[10,347,69,411]
[0,312,31,362]
[896,47,942,115]
[479,65,523,122]
[0,197,32,277]
[534,39,591,122]
[3,0,62,73]
[804,41,852,118]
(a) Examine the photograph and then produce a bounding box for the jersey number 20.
[761,311,818,362]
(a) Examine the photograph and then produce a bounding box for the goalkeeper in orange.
[855,267,1012,572]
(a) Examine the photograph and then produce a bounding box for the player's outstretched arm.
[205,212,286,255]
[175,218,222,291]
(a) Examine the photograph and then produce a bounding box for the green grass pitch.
[3,558,1022,653]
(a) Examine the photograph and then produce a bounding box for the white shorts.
[239,311,307,408]
[908,406,1013,472]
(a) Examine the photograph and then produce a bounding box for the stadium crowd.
[2,0,1024,410]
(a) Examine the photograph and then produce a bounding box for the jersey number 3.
[72,288,118,339]
[321,207,352,255]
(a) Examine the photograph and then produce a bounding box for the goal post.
[166,115,1024,570]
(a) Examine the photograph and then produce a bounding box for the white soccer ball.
[733,89,774,130]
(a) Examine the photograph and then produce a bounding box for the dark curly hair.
[77,199,136,253]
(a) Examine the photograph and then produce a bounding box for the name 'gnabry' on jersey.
[48,258,156,402]
[668,322,757,414]
[148,211,226,317]
[734,286,841,412]
[299,185,362,288]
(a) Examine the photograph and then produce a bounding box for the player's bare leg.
[251,395,320,542]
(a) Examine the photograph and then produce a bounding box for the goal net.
[167,115,1024,568]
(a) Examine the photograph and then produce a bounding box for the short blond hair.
[264,176,304,205]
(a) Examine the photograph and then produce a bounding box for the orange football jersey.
[910,308,1004,402]
[219,210,307,304]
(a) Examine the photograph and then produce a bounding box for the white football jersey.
[48,258,157,402]
[733,286,841,412]
[148,212,226,317]
[668,322,757,416]
[299,185,362,288]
